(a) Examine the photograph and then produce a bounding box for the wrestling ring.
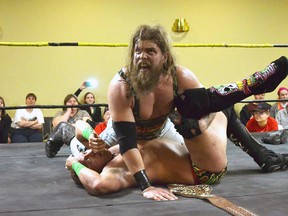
[0,42,288,216]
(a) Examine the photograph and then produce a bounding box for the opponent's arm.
[66,155,123,195]
[75,120,108,151]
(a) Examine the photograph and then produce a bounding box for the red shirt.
[94,122,107,135]
[246,117,278,132]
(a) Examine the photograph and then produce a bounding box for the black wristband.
[133,170,151,191]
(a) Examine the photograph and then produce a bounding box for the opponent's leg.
[222,106,288,172]
[45,121,75,158]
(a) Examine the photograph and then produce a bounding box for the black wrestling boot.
[45,121,75,158]
[222,106,288,172]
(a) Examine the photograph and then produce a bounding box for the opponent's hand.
[142,186,178,201]
[89,133,107,152]
[65,155,82,185]
[65,155,78,171]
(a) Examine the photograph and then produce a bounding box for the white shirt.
[12,108,44,129]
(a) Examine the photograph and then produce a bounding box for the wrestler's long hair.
[126,25,176,96]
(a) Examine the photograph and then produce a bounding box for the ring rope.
[0,99,286,110]
[0,103,108,110]
[240,99,288,103]
[0,42,288,48]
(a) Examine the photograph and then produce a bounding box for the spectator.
[0,96,12,143]
[74,82,103,128]
[276,104,288,129]
[270,87,288,118]
[94,107,110,135]
[239,94,266,126]
[246,103,278,132]
[11,93,44,143]
[52,94,91,128]
[45,94,92,158]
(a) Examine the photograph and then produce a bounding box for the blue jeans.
[11,128,43,143]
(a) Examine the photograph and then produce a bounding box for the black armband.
[112,121,137,155]
[174,118,202,139]
[133,170,151,191]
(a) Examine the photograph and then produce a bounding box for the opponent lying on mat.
[66,137,193,201]
[66,117,287,201]
[54,24,288,201]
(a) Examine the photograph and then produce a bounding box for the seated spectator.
[74,82,103,128]
[94,107,110,135]
[239,93,266,126]
[52,94,91,128]
[0,96,12,143]
[276,104,288,129]
[270,87,288,119]
[45,94,92,158]
[11,93,44,143]
[246,103,278,132]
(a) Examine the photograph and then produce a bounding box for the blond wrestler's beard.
[130,64,163,95]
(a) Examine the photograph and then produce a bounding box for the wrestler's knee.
[174,113,216,139]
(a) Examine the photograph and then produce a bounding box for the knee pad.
[174,118,202,139]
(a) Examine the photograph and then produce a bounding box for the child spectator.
[246,103,278,132]
[239,93,266,126]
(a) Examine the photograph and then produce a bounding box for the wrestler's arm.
[108,74,145,175]
[108,74,178,201]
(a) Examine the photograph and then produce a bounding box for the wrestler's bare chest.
[137,82,174,120]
